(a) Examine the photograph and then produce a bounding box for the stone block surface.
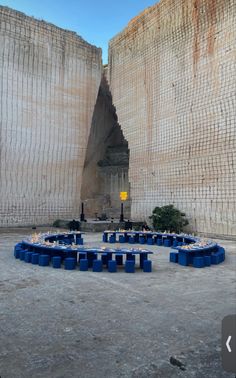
[108,0,236,237]
[0,6,102,226]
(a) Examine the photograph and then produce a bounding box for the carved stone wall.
[108,0,236,236]
[0,6,102,226]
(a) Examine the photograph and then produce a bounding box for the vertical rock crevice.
[81,68,130,219]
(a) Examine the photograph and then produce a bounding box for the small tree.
[149,204,188,233]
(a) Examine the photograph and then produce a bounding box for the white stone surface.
[108,0,236,237]
[0,6,102,226]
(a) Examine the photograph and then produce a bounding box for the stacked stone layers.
[108,0,236,236]
[0,7,102,226]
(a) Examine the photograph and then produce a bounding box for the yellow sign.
[120,191,128,201]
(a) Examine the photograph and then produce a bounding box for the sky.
[1,0,158,64]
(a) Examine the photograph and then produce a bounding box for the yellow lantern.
[120,191,128,201]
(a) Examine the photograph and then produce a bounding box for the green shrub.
[149,205,188,233]
[52,219,62,228]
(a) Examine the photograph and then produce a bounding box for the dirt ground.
[0,228,235,378]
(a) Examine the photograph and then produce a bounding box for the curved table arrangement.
[13,231,153,273]
[103,230,225,268]
[13,230,225,271]
[171,241,225,268]
[103,230,197,246]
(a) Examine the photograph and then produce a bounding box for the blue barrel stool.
[169,252,178,263]
[172,239,178,247]
[19,250,26,261]
[188,254,194,265]
[125,260,135,273]
[108,260,117,273]
[14,244,23,257]
[217,247,225,262]
[147,238,154,245]
[129,236,135,244]
[103,233,108,243]
[77,238,84,245]
[211,253,220,265]
[75,235,82,244]
[140,253,148,268]
[80,259,88,271]
[93,259,103,272]
[164,239,171,247]
[39,254,50,267]
[68,234,75,243]
[109,235,116,243]
[157,238,162,246]
[178,251,190,266]
[101,253,108,265]
[31,253,39,264]
[87,252,97,268]
[193,256,205,268]
[14,249,21,259]
[14,243,22,252]
[143,260,152,272]
[115,254,123,265]
[139,236,145,244]
[25,251,33,263]
[119,235,126,243]
[64,257,76,270]
[204,255,211,267]
[52,256,61,269]
[79,252,86,262]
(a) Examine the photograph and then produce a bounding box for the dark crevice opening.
[81,70,130,220]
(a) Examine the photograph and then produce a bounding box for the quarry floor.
[0,228,235,378]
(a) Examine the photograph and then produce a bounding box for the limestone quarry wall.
[108,0,236,237]
[0,6,102,226]
[81,71,129,219]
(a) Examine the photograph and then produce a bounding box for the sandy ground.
[0,228,235,378]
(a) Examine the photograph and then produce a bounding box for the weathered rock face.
[108,0,236,237]
[81,71,130,219]
[0,6,102,226]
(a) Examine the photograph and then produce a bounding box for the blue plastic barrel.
[31,253,39,264]
[39,254,50,267]
[64,257,76,270]
[143,260,152,272]
[125,260,135,273]
[52,256,61,269]
[108,260,117,273]
[19,250,26,261]
[93,259,103,272]
[80,259,88,271]
[25,251,33,263]
[169,252,178,263]
[193,256,205,268]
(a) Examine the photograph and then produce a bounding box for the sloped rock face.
[108,0,236,237]
[0,6,102,226]
[81,71,130,219]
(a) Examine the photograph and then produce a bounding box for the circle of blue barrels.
[13,232,153,273]
[102,231,225,268]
